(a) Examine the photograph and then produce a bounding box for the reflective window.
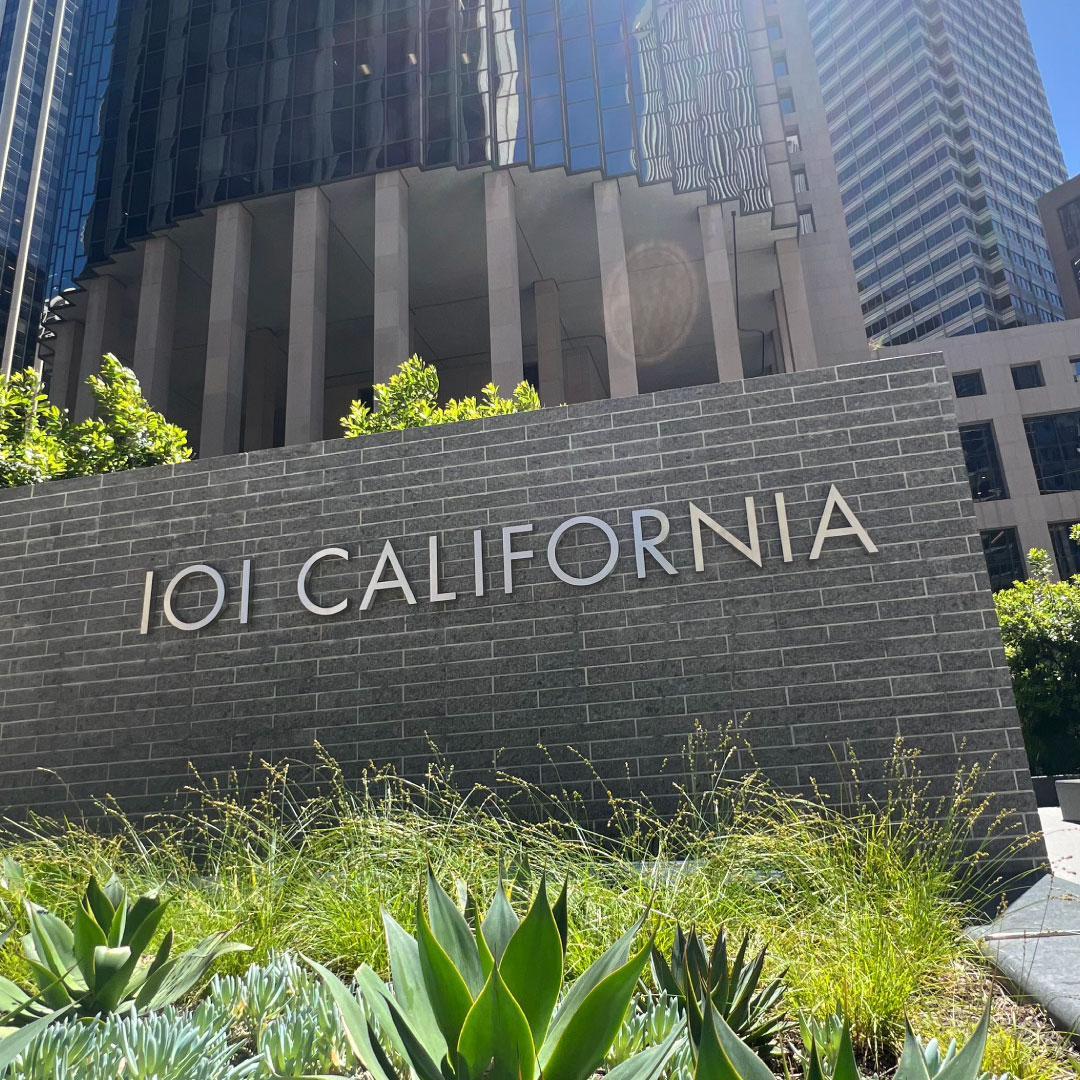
[959,422,1008,501]
[979,528,1025,592]
[1025,410,1080,493]
[1011,362,1044,389]
[81,0,774,260]
[1049,521,1080,579]
[952,370,984,397]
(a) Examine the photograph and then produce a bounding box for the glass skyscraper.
[801,0,1068,346]
[83,0,773,263]
[0,0,118,375]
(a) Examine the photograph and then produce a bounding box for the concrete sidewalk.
[1040,806,1080,885]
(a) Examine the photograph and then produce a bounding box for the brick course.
[0,354,1042,841]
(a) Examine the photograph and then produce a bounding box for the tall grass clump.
[0,733,1051,1074]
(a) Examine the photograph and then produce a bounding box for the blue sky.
[1023,0,1080,177]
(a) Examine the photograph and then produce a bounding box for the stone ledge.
[970,875,1080,1037]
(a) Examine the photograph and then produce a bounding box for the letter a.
[809,485,879,561]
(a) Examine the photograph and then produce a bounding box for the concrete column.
[593,179,638,399]
[485,170,524,391]
[48,320,83,413]
[775,237,818,371]
[699,205,744,382]
[285,186,330,445]
[201,202,252,458]
[133,236,181,410]
[244,328,283,451]
[373,171,410,384]
[534,279,564,405]
[74,276,121,420]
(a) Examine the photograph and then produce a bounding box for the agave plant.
[802,1006,995,1080]
[651,925,788,1061]
[0,874,248,1024]
[311,868,682,1080]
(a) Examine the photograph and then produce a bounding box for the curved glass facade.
[84,0,771,263]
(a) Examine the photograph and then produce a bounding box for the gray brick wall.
[0,354,1042,842]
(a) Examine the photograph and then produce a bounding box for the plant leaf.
[134,932,249,1011]
[0,1007,71,1069]
[709,1006,775,1080]
[604,1028,684,1080]
[894,1021,934,1080]
[540,935,652,1080]
[481,865,519,966]
[417,900,475,1053]
[542,915,644,1059]
[426,869,484,997]
[382,909,445,1060]
[499,875,562,1047]
[456,964,536,1080]
[306,955,400,1080]
[552,878,569,956]
[932,1004,991,1080]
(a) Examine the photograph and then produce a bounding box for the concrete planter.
[1057,779,1080,824]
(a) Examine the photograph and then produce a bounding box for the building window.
[792,168,808,193]
[1011,362,1044,389]
[1058,195,1080,249]
[980,528,1025,592]
[798,209,815,235]
[1070,357,1080,382]
[766,20,782,40]
[959,422,1008,501]
[773,56,788,77]
[1049,521,1080,579]
[1024,410,1080,493]
[786,131,801,154]
[952,371,985,397]
[779,91,796,115]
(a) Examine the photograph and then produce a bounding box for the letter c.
[298,547,350,616]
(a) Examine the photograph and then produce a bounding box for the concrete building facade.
[1040,175,1080,322]
[794,0,1068,347]
[878,319,1080,589]
[39,0,868,455]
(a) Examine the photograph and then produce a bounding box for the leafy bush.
[993,538,1080,775]
[0,872,246,1024]
[341,356,541,437]
[0,355,191,488]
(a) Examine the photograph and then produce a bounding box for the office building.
[794,0,1068,347]
[0,0,120,377]
[877,317,1080,589]
[1040,174,1080,322]
[40,0,867,455]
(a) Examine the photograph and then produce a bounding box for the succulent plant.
[651,925,788,1062]
[0,873,248,1025]
[310,867,680,1080]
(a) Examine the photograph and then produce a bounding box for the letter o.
[163,564,227,631]
[547,515,620,587]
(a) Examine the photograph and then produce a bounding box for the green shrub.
[341,356,541,437]
[994,539,1080,774]
[0,355,191,488]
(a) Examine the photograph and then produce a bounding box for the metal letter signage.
[136,489,880,635]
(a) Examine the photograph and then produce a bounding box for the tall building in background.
[40,0,867,455]
[1040,174,1080,321]
[0,0,118,378]
[791,0,1068,347]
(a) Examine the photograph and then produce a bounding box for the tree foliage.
[993,533,1080,775]
[342,356,542,438]
[0,355,191,489]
